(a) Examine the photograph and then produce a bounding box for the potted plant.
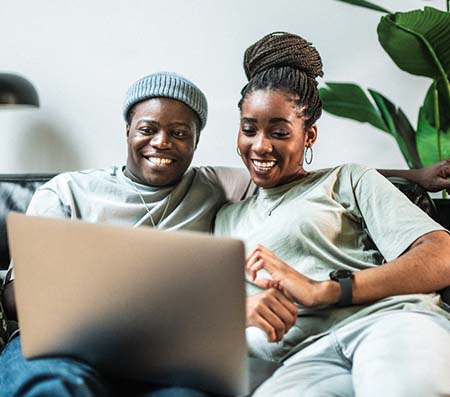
[319,0,450,227]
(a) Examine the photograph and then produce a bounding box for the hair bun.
[243,32,324,81]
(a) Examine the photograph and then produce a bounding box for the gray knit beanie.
[123,72,208,130]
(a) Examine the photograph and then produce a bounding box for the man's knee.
[0,337,109,397]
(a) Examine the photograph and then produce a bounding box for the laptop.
[7,212,278,396]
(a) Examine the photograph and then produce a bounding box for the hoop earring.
[304,146,313,165]
[236,147,241,157]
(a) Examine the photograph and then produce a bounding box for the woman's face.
[238,89,317,188]
[126,98,198,186]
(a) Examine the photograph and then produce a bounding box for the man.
[0,71,255,397]
[1,71,450,397]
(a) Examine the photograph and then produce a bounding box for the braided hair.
[239,32,324,129]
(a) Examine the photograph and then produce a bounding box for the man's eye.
[139,127,155,135]
[173,130,189,137]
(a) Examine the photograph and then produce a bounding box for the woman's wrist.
[314,280,340,306]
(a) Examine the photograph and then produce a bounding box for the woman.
[214,32,450,397]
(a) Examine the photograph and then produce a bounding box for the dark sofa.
[0,172,449,395]
[0,172,448,299]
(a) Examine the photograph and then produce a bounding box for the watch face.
[329,269,353,281]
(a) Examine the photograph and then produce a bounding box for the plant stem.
[433,85,442,162]
[432,84,446,198]
[447,0,449,12]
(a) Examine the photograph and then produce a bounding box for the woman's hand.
[246,245,328,307]
[246,288,298,342]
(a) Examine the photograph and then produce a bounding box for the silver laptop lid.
[7,212,249,396]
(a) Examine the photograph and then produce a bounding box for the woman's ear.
[305,124,318,147]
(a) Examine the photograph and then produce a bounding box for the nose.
[252,132,272,154]
[150,130,172,149]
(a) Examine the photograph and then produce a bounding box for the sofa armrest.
[0,174,56,271]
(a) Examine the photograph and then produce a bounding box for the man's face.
[126,98,198,186]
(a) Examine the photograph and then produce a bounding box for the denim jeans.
[0,336,212,397]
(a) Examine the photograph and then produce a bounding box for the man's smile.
[142,154,175,167]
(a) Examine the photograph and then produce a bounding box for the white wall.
[0,0,445,173]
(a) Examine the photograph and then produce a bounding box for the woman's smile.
[251,159,278,174]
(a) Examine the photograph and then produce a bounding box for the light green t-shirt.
[7,165,253,281]
[5,165,254,342]
[214,164,450,362]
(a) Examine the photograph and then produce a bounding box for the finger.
[248,259,265,281]
[256,304,288,342]
[255,277,283,290]
[246,251,262,272]
[251,315,277,343]
[438,177,450,190]
[246,245,262,262]
[247,253,279,278]
[246,244,272,262]
[273,290,299,317]
[267,296,298,329]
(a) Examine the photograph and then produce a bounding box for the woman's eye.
[241,127,256,135]
[272,131,289,138]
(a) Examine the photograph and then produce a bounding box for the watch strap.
[336,276,352,307]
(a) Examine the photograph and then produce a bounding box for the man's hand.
[414,159,450,193]
[246,288,298,343]
[379,160,450,193]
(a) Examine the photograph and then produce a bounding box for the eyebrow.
[269,117,292,125]
[169,122,192,129]
[241,116,292,125]
[136,119,192,129]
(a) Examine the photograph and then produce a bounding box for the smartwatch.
[329,269,353,307]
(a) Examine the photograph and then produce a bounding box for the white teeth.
[148,157,173,165]
[252,160,276,169]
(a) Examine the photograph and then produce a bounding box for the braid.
[239,32,324,128]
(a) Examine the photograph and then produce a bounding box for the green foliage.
[320,83,421,168]
[417,83,450,165]
[378,7,450,130]
[320,83,388,132]
[321,2,450,169]
[333,0,391,13]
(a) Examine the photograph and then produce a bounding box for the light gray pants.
[253,310,450,397]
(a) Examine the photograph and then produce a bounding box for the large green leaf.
[377,7,450,129]
[417,83,450,166]
[320,83,422,167]
[378,7,450,77]
[421,80,450,129]
[417,108,450,166]
[333,0,390,13]
[319,83,388,132]
[369,89,422,168]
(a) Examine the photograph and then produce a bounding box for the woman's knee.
[352,311,450,397]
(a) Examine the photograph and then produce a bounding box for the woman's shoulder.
[327,163,372,177]
[316,163,374,185]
